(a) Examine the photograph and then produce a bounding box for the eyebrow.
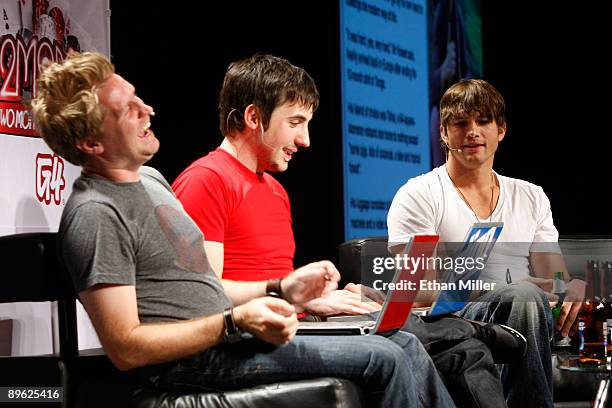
[287,114,309,121]
[451,113,489,121]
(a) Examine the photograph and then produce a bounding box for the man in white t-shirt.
[388,79,585,408]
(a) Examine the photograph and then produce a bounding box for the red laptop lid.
[375,235,440,334]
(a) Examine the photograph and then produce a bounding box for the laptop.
[414,222,504,317]
[297,234,440,336]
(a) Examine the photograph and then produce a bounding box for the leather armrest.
[131,377,364,408]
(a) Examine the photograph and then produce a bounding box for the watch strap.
[266,278,283,298]
[223,307,241,343]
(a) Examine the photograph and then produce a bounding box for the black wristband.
[569,275,586,282]
[266,278,283,298]
[223,307,241,343]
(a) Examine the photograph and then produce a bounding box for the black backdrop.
[109,1,610,267]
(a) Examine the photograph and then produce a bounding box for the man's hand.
[281,261,340,305]
[344,283,386,305]
[301,289,382,317]
[524,276,586,337]
[233,297,298,344]
[555,279,586,336]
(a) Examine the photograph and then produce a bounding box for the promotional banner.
[1,0,110,236]
[0,0,109,356]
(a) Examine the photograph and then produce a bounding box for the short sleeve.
[172,167,230,243]
[530,187,561,253]
[60,202,136,293]
[141,166,174,194]
[387,179,437,247]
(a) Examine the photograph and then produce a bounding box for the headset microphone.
[259,122,276,150]
[445,140,462,152]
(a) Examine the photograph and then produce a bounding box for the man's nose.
[296,128,310,148]
[466,119,478,136]
[136,97,155,117]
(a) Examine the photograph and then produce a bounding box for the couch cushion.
[338,237,388,287]
[74,352,364,408]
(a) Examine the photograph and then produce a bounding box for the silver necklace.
[447,168,496,222]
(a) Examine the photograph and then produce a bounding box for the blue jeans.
[458,282,554,408]
[154,331,455,408]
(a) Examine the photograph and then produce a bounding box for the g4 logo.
[35,153,65,205]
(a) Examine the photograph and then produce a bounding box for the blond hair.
[31,52,115,165]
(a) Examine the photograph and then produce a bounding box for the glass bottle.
[551,272,569,346]
[551,271,566,318]
[606,295,612,362]
[578,297,608,364]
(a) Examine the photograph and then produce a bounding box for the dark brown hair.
[218,54,319,136]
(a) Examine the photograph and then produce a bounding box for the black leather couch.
[338,236,612,408]
[0,233,364,408]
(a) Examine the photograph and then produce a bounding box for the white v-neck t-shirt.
[387,165,560,285]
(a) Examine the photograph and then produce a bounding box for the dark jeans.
[153,331,456,408]
[458,282,554,408]
[404,313,507,408]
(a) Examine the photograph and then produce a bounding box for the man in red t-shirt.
[173,54,379,315]
[172,54,530,408]
[173,147,295,282]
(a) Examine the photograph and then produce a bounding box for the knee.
[364,338,408,377]
[370,332,422,364]
[494,283,551,330]
[493,283,550,319]
[390,330,422,351]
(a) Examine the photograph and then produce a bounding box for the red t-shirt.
[172,148,295,281]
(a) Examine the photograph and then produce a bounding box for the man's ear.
[439,124,448,143]
[76,137,104,155]
[243,104,260,131]
[498,124,507,142]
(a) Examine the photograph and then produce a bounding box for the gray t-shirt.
[59,166,232,323]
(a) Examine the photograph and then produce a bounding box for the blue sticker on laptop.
[428,222,503,316]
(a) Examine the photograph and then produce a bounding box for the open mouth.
[283,147,297,161]
[139,121,151,138]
